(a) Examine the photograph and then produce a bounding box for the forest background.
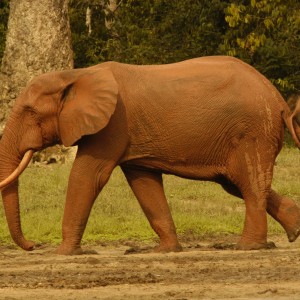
[0,0,299,98]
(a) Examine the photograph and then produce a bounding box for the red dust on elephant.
[0,56,300,255]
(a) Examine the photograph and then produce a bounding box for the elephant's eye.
[62,84,73,101]
[25,108,42,126]
[24,106,37,116]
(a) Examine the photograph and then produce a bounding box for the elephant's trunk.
[0,134,35,251]
[2,181,35,250]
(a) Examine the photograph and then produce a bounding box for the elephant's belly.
[122,156,227,181]
[121,133,232,180]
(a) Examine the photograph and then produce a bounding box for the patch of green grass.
[0,146,299,246]
[273,146,300,201]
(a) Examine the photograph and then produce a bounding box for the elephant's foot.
[267,191,300,243]
[277,206,300,243]
[236,240,276,250]
[153,242,183,253]
[283,211,300,242]
[20,239,36,251]
[55,244,84,255]
[287,225,300,242]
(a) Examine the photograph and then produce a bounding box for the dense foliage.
[64,0,300,96]
[1,0,299,95]
[220,0,300,95]
[69,0,228,66]
[101,0,227,64]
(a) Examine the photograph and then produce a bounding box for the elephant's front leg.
[56,155,114,255]
[122,167,182,253]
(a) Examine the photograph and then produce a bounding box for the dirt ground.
[1,235,300,300]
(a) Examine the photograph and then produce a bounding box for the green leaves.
[1,0,299,96]
[221,0,300,95]
[68,0,299,96]
[103,0,227,64]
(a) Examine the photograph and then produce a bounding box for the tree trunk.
[0,0,73,251]
[0,0,73,132]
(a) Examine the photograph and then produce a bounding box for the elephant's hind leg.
[219,178,300,244]
[228,146,275,250]
[122,167,182,253]
[267,189,300,242]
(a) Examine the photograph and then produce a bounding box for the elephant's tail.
[283,99,300,149]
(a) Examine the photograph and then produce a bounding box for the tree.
[2,0,297,97]
[69,0,109,67]
[0,0,74,129]
[69,0,299,96]
[220,0,300,96]
[69,0,227,66]
[103,0,228,64]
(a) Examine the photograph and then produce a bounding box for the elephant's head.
[0,64,118,250]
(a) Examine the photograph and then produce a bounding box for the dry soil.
[1,235,300,299]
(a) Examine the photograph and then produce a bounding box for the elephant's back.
[111,56,282,109]
[111,56,283,124]
[111,57,285,169]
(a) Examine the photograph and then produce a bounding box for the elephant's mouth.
[0,150,34,189]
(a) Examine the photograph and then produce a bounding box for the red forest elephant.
[0,56,300,255]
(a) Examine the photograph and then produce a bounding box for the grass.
[0,146,299,246]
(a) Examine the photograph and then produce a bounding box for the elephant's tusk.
[0,150,34,189]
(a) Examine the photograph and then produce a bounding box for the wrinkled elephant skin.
[1,56,300,255]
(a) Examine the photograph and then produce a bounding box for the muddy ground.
[1,235,300,300]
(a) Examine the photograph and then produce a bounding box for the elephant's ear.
[58,67,118,147]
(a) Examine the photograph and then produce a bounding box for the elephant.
[0,56,300,255]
